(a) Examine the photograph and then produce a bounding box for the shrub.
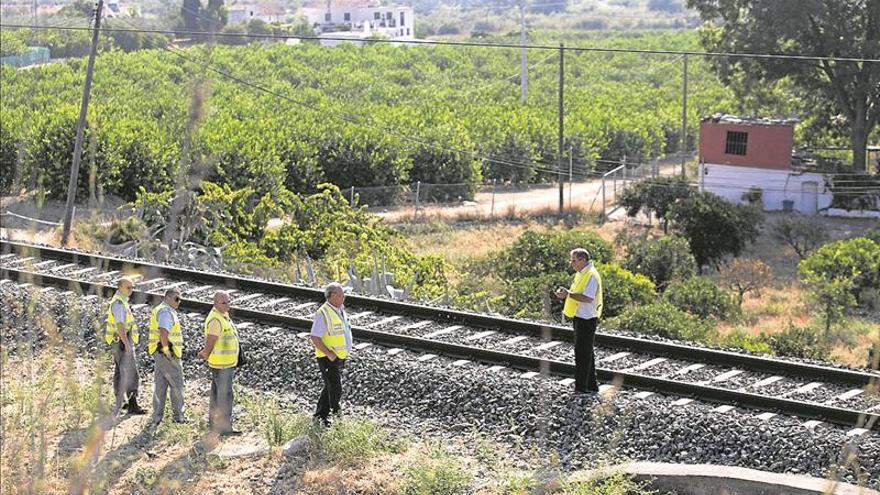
[606,301,714,343]
[501,271,572,319]
[496,230,613,280]
[798,237,880,299]
[717,258,772,308]
[404,444,473,495]
[667,191,764,270]
[596,262,656,318]
[771,215,829,259]
[664,276,739,321]
[760,323,830,360]
[623,235,696,291]
[722,329,773,355]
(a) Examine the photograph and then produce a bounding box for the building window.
[406,27,410,35]
[344,12,350,21]
[386,11,392,19]
[400,11,405,25]
[725,131,748,156]
[374,11,380,19]
[324,12,331,22]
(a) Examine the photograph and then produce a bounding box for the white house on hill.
[300,0,415,44]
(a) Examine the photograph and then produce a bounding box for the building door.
[801,181,818,215]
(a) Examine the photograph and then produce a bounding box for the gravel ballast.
[1,282,878,490]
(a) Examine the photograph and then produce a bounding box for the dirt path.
[375,163,682,223]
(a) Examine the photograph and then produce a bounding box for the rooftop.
[702,113,799,126]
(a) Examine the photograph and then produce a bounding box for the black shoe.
[172,418,190,425]
[128,405,147,415]
[219,429,242,437]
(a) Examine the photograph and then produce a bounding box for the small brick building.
[698,114,830,215]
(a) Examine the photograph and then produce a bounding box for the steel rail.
[1,265,877,430]
[2,239,878,390]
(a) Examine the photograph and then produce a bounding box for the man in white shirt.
[310,282,353,426]
[554,248,603,393]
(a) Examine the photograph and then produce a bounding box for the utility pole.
[61,0,103,246]
[680,54,688,178]
[557,43,564,217]
[568,145,573,211]
[519,1,527,102]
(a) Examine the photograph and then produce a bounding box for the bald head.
[213,291,231,313]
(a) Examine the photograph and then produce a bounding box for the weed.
[564,470,655,495]
[403,442,473,495]
[319,417,407,462]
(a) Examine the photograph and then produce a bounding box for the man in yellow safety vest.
[310,282,353,427]
[106,276,146,415]
[148,288,186,426]
[554,248,604,394]
[197,290,241,436]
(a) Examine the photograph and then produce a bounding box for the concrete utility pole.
[680,54,688,178]
[557,43,564,216]
[519,1,527,102]
[61,0,103,246]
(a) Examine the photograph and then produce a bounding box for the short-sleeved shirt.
[574,264,600,320]
[206,317,223,337]
[310,304,352,351]
[111,299,128,324]
[156,306,175,331]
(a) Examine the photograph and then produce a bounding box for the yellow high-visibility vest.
[148,303,183,358]
[105,292,138,345]
[204,308,239,368]
[314,302,350,359]
[563,265,603,319]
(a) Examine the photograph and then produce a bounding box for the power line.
[2,23,879,63]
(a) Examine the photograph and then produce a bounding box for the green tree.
[804,278,858,337]
[619,176,691,233]
[623,235,696,291]
[687,0,880,171]
[798,237,880,300]
[667,191,764,271]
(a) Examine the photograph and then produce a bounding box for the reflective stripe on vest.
[314,302,350,359]
[105,292,138,345]
[204,308,238,368]
[148,303,183,358]
[562,266,603,319]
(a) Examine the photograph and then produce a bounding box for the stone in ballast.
[214,442,269,460]
[283,436,313,457]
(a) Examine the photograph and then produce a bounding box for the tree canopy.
[687,0,880,171]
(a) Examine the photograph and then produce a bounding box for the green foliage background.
[1,31,736,205]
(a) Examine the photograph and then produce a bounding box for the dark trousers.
[573,316,599,392]
[209,367,235,433]
[111,341,139,411]
[314,357,345,420]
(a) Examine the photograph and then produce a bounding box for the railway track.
[1,239,878,430]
